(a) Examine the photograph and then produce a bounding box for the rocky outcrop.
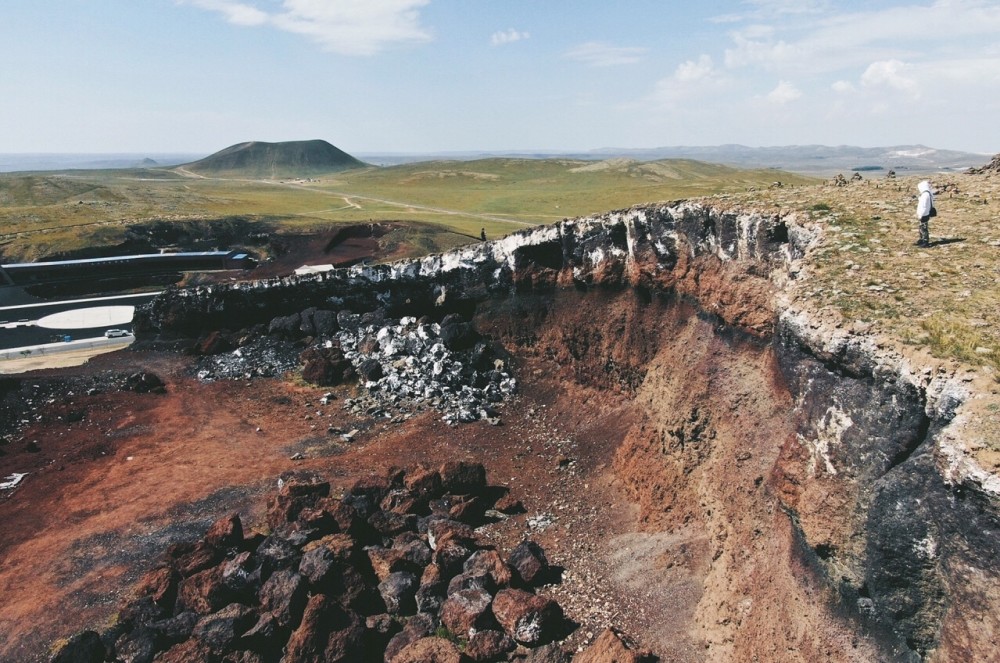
[134,201,999,661]
[965,153,1000,175]
[135,202,801,340]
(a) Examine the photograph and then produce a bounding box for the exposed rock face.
[135,202,799,340]
[134,201,1000,662]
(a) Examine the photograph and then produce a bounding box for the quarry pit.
[1,202,998,663]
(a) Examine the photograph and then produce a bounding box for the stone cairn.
[51,462,655,663]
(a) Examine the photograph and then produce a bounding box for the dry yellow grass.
[714,171,1000,377]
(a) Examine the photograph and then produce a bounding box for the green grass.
[0,158,818,261]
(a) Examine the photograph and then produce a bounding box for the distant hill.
[182,140,365,178]
[0,153,200,173]
[359,144,989,175]
[588,144,987,176]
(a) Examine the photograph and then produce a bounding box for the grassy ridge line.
[718,172,1000,378]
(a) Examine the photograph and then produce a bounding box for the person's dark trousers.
[918,215,930,245]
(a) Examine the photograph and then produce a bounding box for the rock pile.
[335,313,516,426]
[195,336,301,382]
[193,308,517,425]
[966,153,1000,175]
[53,462,655,663]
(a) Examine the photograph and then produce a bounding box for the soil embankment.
[1,202,997,662]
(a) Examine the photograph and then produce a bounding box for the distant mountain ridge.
[183,139,365,177]
[360,144,990,175]
[589,144,987,175]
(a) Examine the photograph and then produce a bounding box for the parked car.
[104,329,130,338]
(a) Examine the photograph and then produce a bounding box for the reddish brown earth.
[0,284,891,663]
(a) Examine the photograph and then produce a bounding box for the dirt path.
[173,166,537,227]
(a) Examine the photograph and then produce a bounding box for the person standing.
[915,180,935,247]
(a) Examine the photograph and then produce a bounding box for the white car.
[104,329,130,338]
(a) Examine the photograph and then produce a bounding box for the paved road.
[0,292,158,350]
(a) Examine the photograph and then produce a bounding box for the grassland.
[719,172,1000,377]
[0,158,816,261]
[1,157,997,381]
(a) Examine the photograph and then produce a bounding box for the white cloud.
[675,55,716,82]
[491,28,530,46]
[766,80,802,104]
[649,55,730,108]
[181,0,268,26]
[831,80,855,93]
[724,32,798,69]
[861,59,919,97]
[177,0,432,56]
[711,0,829,23]
[564,41,646,67]
[743,0,830,15]
[722,1,1000,75]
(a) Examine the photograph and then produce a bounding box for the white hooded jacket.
[917,180,934,218]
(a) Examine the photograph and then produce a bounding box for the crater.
[2,202,998,663]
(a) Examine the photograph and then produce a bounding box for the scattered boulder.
[194,330,233,355]
[440,587,494,637]
[258,569,307,628]
[283,594,364,663]
[492,588,564,646]
[176,566,231,615]
[266,475,330,529]
[439,460,487,495]
[204,513,243,549]
[125,372,166,394]
[508,540,551,586]
[149,638,215,663]
[135,566,179,608]
[384,613,437,662]
[378,571,419,615]
[191,602,255,651]
[300,344,354,386]
[463,548,513,589]
[113,626,158,663]
[524,642,572,663]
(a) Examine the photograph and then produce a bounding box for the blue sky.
[2,0,998,154]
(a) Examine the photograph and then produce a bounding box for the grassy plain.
[1,158,997,379]
[0,158,816,261]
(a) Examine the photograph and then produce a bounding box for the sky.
[1,0,998,155]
